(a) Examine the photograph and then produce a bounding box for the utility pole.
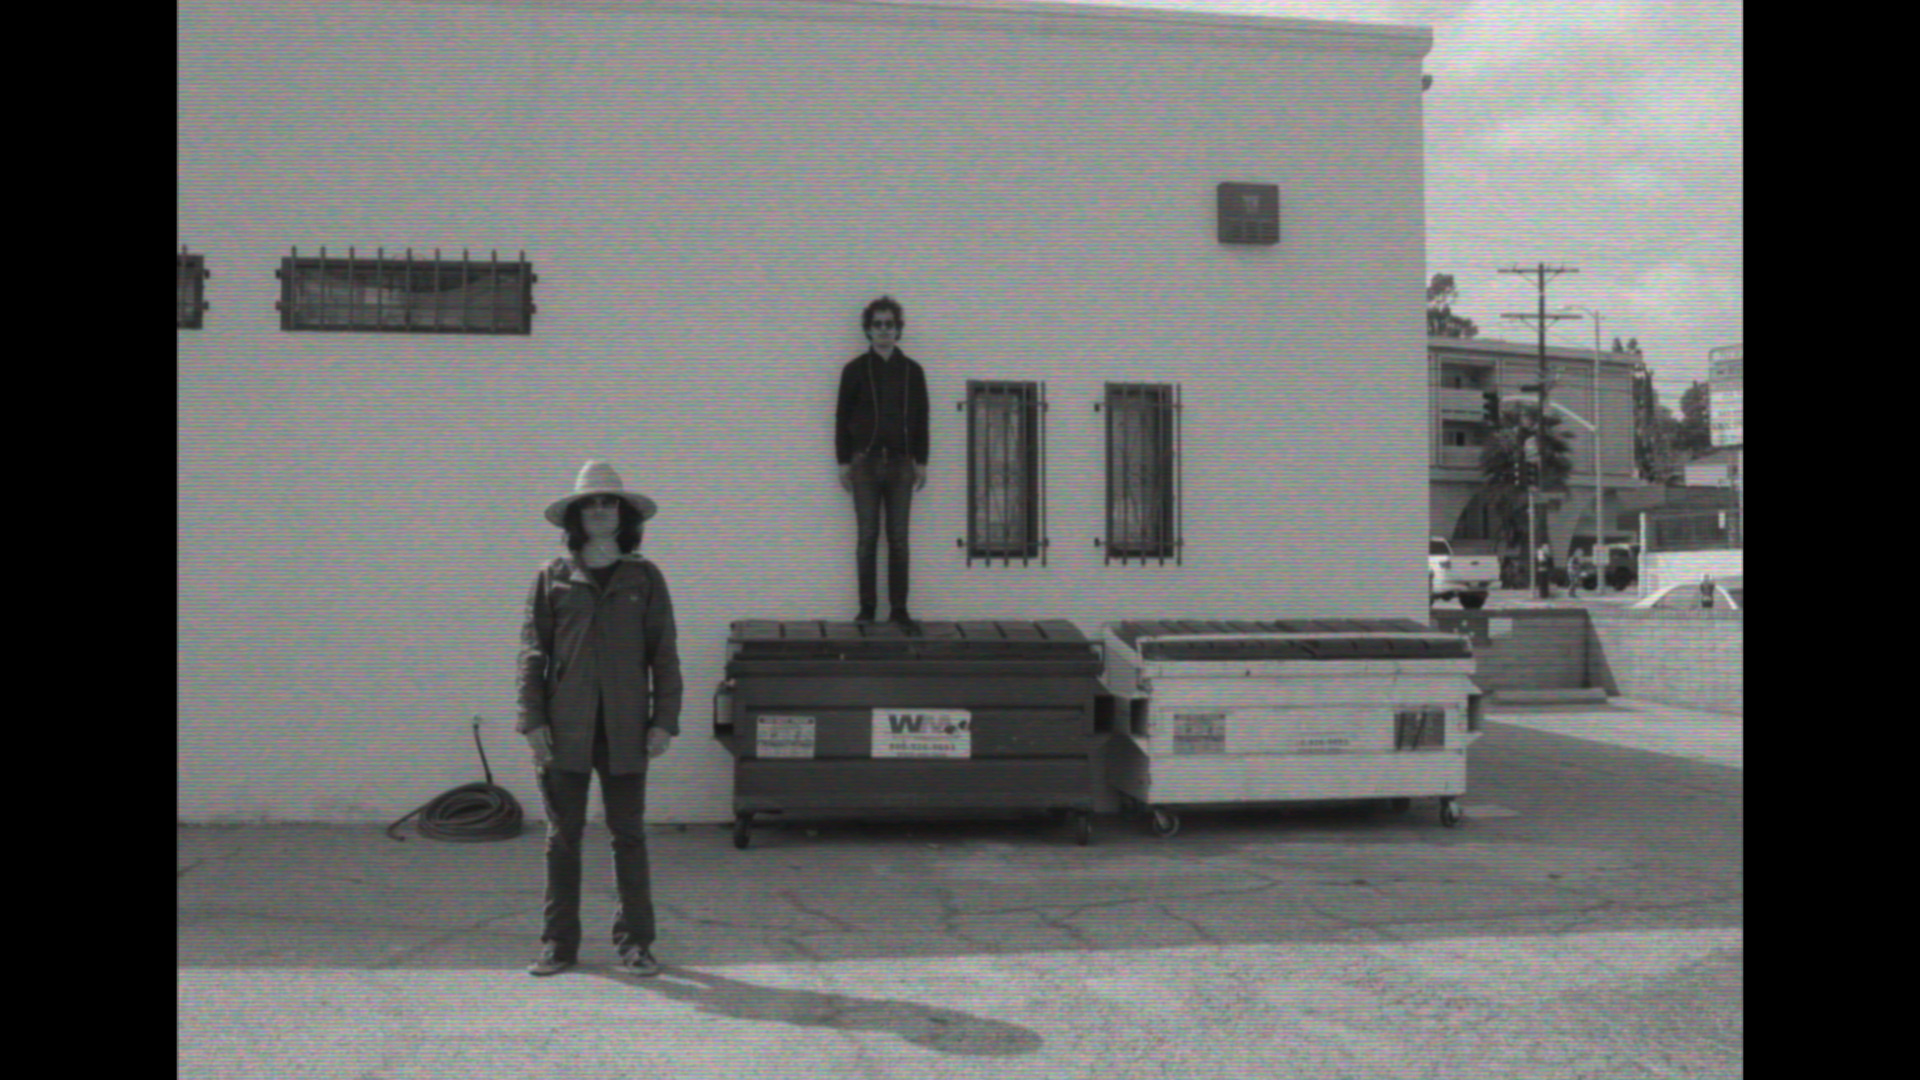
[1500,263,1579,596]
[1558,304,1608,558]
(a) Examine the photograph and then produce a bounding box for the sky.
[1072,0,1742,406]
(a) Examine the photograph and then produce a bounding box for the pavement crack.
[777,888,856,932]
[778,934,825,962]
[1035,906,1099,949]
[368,907,532,970]
[176,846,242,879]
[1299,895,1404,942]
[958,878,1280,921]
[1154,904,1221,945]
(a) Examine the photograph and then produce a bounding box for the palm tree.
[1478,402,1575,554]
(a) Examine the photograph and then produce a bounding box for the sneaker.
[618,947,661,978]
[855,607,876,624]
[526,948,576,977]
[889,609,919,633]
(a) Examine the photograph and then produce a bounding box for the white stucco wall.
[178,0,1432,823]
[1638,550,1743,600]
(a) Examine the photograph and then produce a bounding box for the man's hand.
[839,463,853,492]
[647,727,673,758]
[913,462,926,491]
[525,727,554,768]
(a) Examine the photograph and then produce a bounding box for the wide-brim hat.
[544,460,658,526]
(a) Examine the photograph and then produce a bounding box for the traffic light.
[1520,459,1538,488]
[1481,390,1501,426]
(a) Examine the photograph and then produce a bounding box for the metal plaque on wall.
[1217,182,1279,245]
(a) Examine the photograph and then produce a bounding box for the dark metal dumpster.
[713,619,1110,847]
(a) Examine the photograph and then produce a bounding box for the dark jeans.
[536,723,653,958]
[851,450,916,614]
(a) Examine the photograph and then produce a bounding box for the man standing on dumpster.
[517,460,683,978]
[836,295,930,629]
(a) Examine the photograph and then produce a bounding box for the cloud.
[1624,62,1743,154]
[1424,0,1654,83]
[1617,262,1742,324]
[1480,107,1606,154]
[1605,161,1682,198]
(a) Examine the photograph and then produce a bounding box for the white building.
[178,0,1435,823]
[1708,344,1743,449]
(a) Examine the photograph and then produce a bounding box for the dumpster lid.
[729,619,1099,661]
[1109,619,1472,660]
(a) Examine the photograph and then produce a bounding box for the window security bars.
[1098,382,1182,564]
[275,248,536,334]
[960,381,1047,565]
[177,248,208,329]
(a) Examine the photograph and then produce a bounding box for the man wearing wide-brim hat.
[516,460,681,978]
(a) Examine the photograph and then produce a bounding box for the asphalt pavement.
[178,698,1742,1079]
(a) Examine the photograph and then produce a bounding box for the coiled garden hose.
[385,717,525,842]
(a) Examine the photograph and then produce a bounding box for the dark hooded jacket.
[516,553,683,774]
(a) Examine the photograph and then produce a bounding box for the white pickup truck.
[1429,536,1499,609]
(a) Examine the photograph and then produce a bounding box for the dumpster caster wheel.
[1438,798,1462,828]
[1074,813,1093,846]
[1150,809,1181,839]
[732,814,753,849]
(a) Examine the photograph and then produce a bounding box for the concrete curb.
[1488,687,1609,705]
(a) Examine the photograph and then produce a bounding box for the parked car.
[1632,575,1742,612]
[1598,541,1640,591]
[1428,537,1498,609]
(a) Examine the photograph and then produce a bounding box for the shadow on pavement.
[599,965,1044,1056]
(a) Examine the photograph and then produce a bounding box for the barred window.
[177,248,209,329]
[962,380,1047,565]
[1101,382,1182,564]
[275,248,536,334]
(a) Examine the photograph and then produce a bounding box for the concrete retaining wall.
[1429,605,1740,713]
[1584,606,1742,713]
[1428,609,1593,693]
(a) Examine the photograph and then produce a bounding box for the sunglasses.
[869,319,897,329]
[582,495,624,509]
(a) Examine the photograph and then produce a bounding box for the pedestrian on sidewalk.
[835,295,930,629]
[516,460,683,978]
[1567,548,1587,599]
[1535,541,1554,599]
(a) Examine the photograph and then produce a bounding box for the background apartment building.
[1428,335,1645,562]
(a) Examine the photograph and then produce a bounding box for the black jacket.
[835,349,929,465]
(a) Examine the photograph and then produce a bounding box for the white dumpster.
[1101,619,1484,835]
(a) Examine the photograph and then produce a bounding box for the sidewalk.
[1483,696,1742,770]
[178,719,1742,1079]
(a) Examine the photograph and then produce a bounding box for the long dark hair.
[562,499,643,554]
